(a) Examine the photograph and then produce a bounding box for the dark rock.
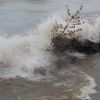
[52,36,100,54]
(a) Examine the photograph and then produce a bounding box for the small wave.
[73,72,96,100]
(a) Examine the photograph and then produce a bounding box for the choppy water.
[0,0,100,100]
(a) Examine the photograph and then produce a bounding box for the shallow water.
[0,0,100,100]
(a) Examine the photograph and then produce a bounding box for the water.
[0,0,100,100]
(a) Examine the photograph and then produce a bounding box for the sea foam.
[0,15,99,79]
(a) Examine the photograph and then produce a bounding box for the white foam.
[0,15,99,79]
[75,73,97,100]
[67,52,86,58]
[0,18,57,78]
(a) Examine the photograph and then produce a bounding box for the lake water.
[0,0,100,100]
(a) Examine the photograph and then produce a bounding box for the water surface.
[0,0,100,100]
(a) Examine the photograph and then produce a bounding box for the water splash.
[0,14,98,100]
[0,15,99,78]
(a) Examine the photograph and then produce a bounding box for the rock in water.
[52,36,100,54]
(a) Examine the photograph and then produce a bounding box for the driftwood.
[51,6,100,55]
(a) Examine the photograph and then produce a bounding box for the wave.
[0,15,99,78]
[0,16,58,79]
[74,72,96,100]
[0,13,98,100]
